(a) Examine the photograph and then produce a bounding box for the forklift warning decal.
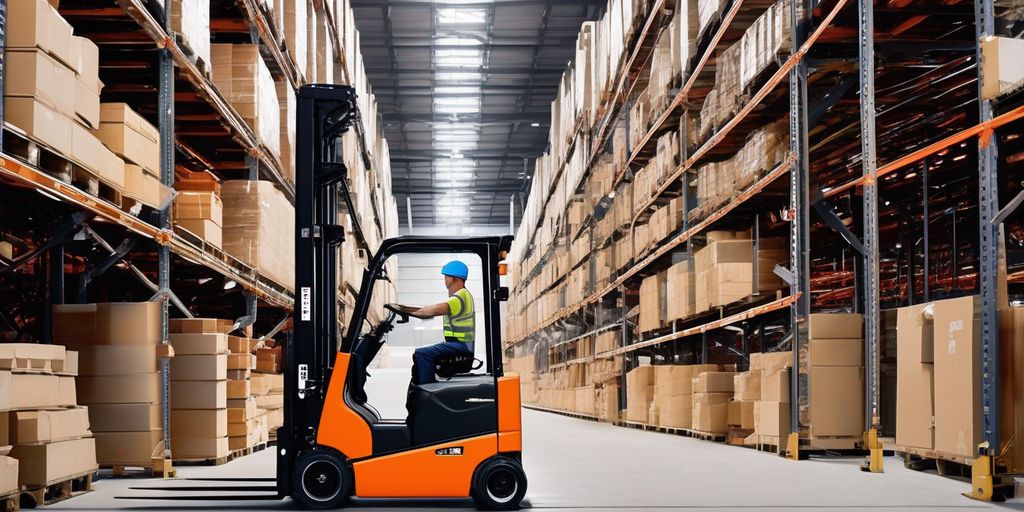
[301,287,311,321]
[435,447,464,456]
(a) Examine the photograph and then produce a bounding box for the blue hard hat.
[441,260,469,280]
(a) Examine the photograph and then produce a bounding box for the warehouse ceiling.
[351,0,603,228]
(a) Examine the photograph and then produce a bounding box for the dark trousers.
[412,341,472,385]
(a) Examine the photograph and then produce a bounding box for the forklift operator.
[395,260,475,385]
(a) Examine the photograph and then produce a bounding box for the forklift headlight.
[497,263,508,276]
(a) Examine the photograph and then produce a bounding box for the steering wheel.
[384,303,410,324]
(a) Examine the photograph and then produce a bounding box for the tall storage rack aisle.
[0,0,400,486]
[504,0,1024,499]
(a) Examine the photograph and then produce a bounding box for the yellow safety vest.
[444,288,475,346]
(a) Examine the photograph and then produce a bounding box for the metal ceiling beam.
[390,152,541,161]
[365,66,567,75]
[359,41,580,49]
[357,34,588,45]
[353,0,601,6]
[394,187,526,195]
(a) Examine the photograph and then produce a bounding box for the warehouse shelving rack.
[0,0,392,471]
[505,0,1024,498]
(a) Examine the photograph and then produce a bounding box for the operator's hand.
[396,304,419,314]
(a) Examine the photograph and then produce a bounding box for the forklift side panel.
[498,431,522,453]
[498,374,522,433]
[353,434,497,497]
[316,352,373,459]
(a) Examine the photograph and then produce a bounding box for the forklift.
[125,85,526,510]
[280,84,527,510]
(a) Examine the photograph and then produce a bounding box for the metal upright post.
[858,0,884,473]
[922,159,930,302]
[0,0,6,146]
[786,0,812,461]
[967,0,1002,500]
[157,2,176,476]
[42,243,64,344]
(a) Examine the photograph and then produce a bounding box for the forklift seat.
[435,353,483,379]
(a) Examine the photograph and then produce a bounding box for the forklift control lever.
[383,303,410,324]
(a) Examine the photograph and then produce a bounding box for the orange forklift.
[280,84,526,510]
[127,85,526,510]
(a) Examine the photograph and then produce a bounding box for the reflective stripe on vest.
[443,288,475,344]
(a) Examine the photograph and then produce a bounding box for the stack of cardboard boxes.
[651,364,717,429]
[55,302,164,468]
[95,103,168,210]
[748,351,792,446]
[5,0,125,196]
[638,271,667,334]
[625,366,655,423]
[808,313,865,442]
[227,335,269,452]
[692,371,736,434]
[694,234,787,313]
[169,0,211,73]
[1,344,97,490]
[221,181,296,290]
[169,319,230,461]
[174,191,224,250]
[729,368,759,439]
[211,44,281,164]
[253,346,284,438]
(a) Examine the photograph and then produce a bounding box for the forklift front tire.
[291,448,353,510]
[471,456,528,511]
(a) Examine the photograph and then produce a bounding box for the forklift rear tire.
[471,456,527,510]
[291,449,353,509]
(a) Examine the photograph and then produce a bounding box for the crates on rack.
[221,180,296,290]
[211,44,282,164]
[169,318,233,461]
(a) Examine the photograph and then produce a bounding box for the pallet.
[103,461,174,479]
[727,428,754,446]
[176,441,270,467]
[897,445,977,474]
[0,491,18,512]
[173,33,210,79]
[3,125,123,208]
[18,470,94,509]
[230,441,269,459]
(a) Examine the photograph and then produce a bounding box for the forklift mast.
[280,84,358,496]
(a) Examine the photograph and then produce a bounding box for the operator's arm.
[406,302,450,319]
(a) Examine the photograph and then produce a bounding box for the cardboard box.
[933,296,981,458]
[97,102,160,141]
[229,396,258,420]
[734,371,761,401]
[171,354,228,381]
[76,373,160,404]
[228,336,259,354]
[807,313,863,339]
[254,394,283,410]
[95,302,162,345]
[139,173,172,209]
[12,437,97,486]
[227,379,250,399]
[172,436,229,460]
[4,96,73,156]
[74,77,101,129]
[653,364,717,395]
[229,353,255,371]
[250,373,282,396]
[10,407,92,444]
[981,36,1024,100]
[73,36,102,95]
[626,365,656,389]
[87,404,161,432]
[755,401,790,436]
[653,394,692,428]
[59,375,77,406]
[809,338,864,366]
[0,411,8,446]
[93,430,162,465]
[177,219,223,249]
[170,317,234,334]
[52,304,96,345]
[171,409,227,438]
[692,392,729,433]
[740,400,755,429]
[171,381,226,410]
[96,103,159,175]
[0,343,65,372]
[0,456,17,495]
[665,260,695,321]
[728,400,742,426]
[5,49,76,118]
[693,372,735,393]
[809,366,864,437]
[750,351,792,371]
[174,192,224,225]
[8,0,75,69]
[255,347,282,373]
[70,344,159,375]
[0,372,65,410]
[54,350,78,376]
[170,333,229,355]
[760,367,790,402]
[638,271,667,332]
[221,181,295,289]
[71,122,125,190]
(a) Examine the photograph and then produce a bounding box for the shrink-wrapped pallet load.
[221,180,296,290]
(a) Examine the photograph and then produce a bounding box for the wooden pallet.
[0,491,18,512]
[230,441,269,459]
[18,470,94,509]
[3,126,123,208]
[897,445,977,476]
[103,462,174,478]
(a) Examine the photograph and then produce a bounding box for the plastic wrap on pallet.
[675,0,699,81]
[316,9,334,84]
[697,0,728,38]
[210,44,281,163]
[221,180,295,290]
[284,0,308,81]
[574,22,597,127]
[739,0,796,91]
[171,0,210,73]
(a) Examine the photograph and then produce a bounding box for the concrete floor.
[48,365,1017,511]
